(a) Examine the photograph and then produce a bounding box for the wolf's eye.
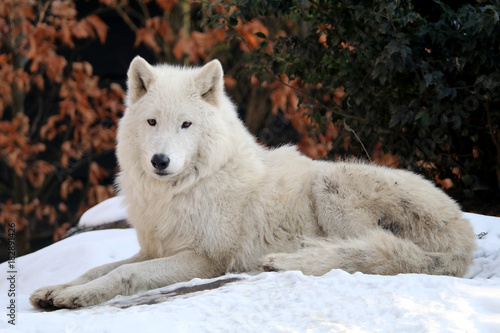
[147,119,157,126]
[181,121,192,129]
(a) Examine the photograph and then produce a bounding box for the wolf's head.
[117,57,243,189]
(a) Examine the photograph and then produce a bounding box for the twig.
[37,0,52,25]
[114,4,139,32]
[137,0,151,21]
[343,120,372,162]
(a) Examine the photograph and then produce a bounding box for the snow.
[78,196,127,228]
[1,197,500,332]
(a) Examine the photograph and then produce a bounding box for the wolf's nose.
[151,154,170,170]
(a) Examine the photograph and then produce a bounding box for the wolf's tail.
[261,227,474,277]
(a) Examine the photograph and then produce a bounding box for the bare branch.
[344,120,372,162]
[113,4,139,32]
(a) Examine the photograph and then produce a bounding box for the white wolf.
[30,57,475,309]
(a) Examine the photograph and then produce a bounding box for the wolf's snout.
[151,154,170,170]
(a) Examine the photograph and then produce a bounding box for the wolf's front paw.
[51,285,105,309]
[30,284,69,310]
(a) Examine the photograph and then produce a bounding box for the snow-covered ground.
[1,197,500,332]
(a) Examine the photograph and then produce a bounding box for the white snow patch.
[77,196,128,228]
[1,211,499,332]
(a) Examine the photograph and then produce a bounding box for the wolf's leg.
[45,250,222,309]
[261,229,471,277]
[30,252,147,309]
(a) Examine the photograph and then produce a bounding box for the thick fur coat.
[30,57,476,309]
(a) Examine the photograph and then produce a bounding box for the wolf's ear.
[196,59,224,105]
[127,56,154,104]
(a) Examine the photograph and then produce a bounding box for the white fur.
[30,57,476,309]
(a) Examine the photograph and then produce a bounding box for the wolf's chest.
[131,194,240,257]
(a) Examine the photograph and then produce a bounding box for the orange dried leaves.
[0,114,46,176]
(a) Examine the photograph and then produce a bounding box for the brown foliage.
[173,29,226,63]
[234,18,268,51]
[0,0,123,254]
